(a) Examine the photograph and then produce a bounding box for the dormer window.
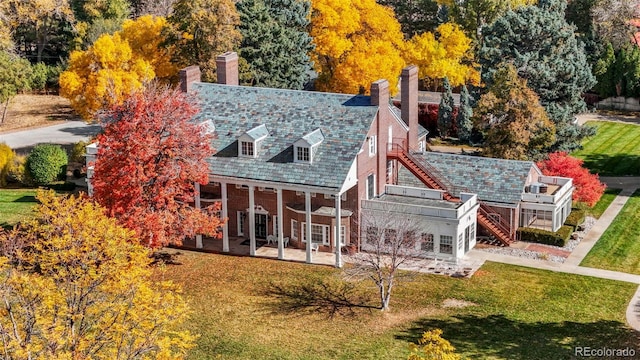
[297,146,310,162]
[238,124,268,158]
[294,128,324,164]
[241,141,254,156]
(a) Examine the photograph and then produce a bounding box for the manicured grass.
[159,250,639,360]
[581,189,640,274]
[578,187,623,219]
[0,189,38,227]
[572,121,640,176]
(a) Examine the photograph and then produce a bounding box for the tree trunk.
[1,99,9,125]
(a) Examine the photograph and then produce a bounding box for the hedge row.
[517,225,574,247]
[564,209,586,230]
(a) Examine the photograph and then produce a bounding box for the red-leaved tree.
[537,152,606,207]
[92,83,223,248]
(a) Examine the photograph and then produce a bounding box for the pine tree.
[237,0,313,90]
[456,85,473,142]
[479,0,596,152]
[377,0,442,37]
[437,77,454,138]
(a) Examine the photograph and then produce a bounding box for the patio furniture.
[311,243,319,254]
[283,237,289,247]
[266,235,276,245]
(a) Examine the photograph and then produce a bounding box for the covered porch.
[179,236,337,266]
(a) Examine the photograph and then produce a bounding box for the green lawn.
[0,189,38,228]
[572,121,640,176]
[581,189,640,274]
[160,250,639,360]
[584,187,622,219]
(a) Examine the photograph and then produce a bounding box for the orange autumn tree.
[310,0,406,95]
[92,83,223,248]
[537,152,606,207]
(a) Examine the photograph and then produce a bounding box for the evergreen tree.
[237,0,313,90]
[456,85,473,142]
[437,77,454,138]
[377,0,442,37]
[479,0,596,152]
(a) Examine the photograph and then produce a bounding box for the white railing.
[385,184,444,200]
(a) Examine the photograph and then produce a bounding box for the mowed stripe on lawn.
[581,189,640,274]
[573,121,640,176]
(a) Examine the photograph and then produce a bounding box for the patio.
[179,236,337,266]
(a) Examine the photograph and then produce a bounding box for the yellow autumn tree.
[408,329,461,360]
[405,22,479,90]
[120,15,177,79]
[0,190,194,359]
[60,15,176,120]
[310,0,406,95]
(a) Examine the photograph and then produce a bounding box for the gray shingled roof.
[192,83,378,190]
[398,152,536,204]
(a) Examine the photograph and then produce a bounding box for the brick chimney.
[216,51,239,85]
[402,65,418,150]
[370,79,389,106]
[179,65,201,93]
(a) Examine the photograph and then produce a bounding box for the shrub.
[26,144,68,185]
[30,62,49,91]
[517,225,573,247]
[6,154,31,185]
[0,143,14,187]
[70,140,88,163]
[564,209,586,230]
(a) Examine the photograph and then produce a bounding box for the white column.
[195,183,203,248]
[277,188,284,260]
[221,181,229,252]
[335,194,342,268]
[305,191,312,264]
[248,185,256,256]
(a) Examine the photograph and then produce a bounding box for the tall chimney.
[216,51,239,85]
[402,65,418,150]
[370,80,389,106]
[179,65,201,93]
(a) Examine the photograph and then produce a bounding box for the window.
[384,228,397,245]
[237,211,245,236]
[241,141,254,156]
[440,235,453,254]
[369,135,377,156]
[302,223,329,245]
[291,219,298,240]
[296,146,310,162]
[367,174,375,199]
[421,233,434,252]
[366,226,379,245]
[333,225,347,246]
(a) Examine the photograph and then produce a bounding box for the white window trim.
[366,173,376,200]
[369,135,377,156]
[294,145,311,163]
[333,225,346,246]
[291,219,298,240]
[237,211,244,236]
[240,140,256,158]
[301,222,330,245]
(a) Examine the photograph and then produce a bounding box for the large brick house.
[87,51,574,268]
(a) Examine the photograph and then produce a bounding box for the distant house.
[87,51,574,267]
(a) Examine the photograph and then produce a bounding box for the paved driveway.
[0,121,102,149]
